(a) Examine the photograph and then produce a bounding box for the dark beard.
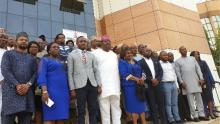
[18,45,27,50]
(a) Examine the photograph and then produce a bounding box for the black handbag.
[135,84,146,101]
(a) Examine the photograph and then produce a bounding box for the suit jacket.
[67,49,101,90]
[139,58,163,84]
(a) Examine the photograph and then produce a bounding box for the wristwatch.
[42,90,48,94]
[27,82,32,86]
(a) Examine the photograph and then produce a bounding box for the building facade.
[197,0,220,46]
[94,0,220,105]
[0,0,96,41]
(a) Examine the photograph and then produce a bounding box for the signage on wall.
[0,28,6,34]
[63,29,87,41]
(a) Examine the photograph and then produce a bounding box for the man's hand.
[16,84,24,95]
[199,80,205,86]
[21,84,31,95]
[98,86,102,95]
[71,90,77,98]
[42,91,49,103]
[139,78,145,84]
[181,82,187,90]
[16,83,31,95]
[151,79,159,86]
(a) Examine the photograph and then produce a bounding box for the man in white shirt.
[159,51,181,124]
[93,36,121,124]
[0,34,7,124]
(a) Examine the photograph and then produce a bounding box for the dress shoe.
[194,118,200,122]
[214,113,219,117]
[186,118,193,121]
[210,114,216,119]
[169,121,176,124]
[199,116,210,121]
[176,120,183,124]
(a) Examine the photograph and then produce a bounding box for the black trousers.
[145,83,167,124]
[76,80,98,124]
[178,93,191,120]
[1,112,32,124]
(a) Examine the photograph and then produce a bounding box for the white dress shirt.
[160,60,179,88]
[144,57,155,79]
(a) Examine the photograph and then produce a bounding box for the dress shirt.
[144,57,155,79]
[160,60,176,82]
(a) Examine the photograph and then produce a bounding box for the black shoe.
[199,116,210,121]
[210,114,216,119]
[176,120,183,124]
[194,118,200,122]
[169,121,176,124]
[186,118,193,122]
[214,113,219,117]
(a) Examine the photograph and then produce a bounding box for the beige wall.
[95,0,211,54]
[197,0,220,18]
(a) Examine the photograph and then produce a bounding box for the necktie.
[82,50,87,63]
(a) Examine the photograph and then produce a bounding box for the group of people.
[0,31,218,124]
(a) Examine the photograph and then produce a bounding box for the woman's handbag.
[136,84,146,101]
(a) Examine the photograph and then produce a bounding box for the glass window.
[24,3,37,18]
[205,18,210,23]
[75,13,85,26]
[23,17,37,36]
[87,28,96,38]
[29,36,37,41]
[209,31,215,38]
[51,0,61,6]
[84,1,93,14]
[214,23,218,29]
[38,3,51,20]
[64,12,75,25]
[207,32,211,38]
[85,14,95,28]
[7,14,23,34]
[204,25,208,31]
[52,22,63,39]
[216,16,220,21]
[0,0,7,12]
[217,22,220,27]
[38,0,50,4]
[207,24,212,30]
[51,5,63,23]
[76,26,86,33]
[38,19,51,39]
[8,0,23,15]
[0,12,7,28]
[64,24,75,31]
[201,19,206,24]
[212,16,216,21]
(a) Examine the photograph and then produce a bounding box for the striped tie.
[82,50,87,63]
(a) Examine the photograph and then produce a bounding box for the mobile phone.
[45,98,54,107]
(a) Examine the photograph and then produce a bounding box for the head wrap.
[101,35,110,42]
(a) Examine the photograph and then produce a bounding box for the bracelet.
[42,90,48,94]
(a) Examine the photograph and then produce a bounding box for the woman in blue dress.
[119,46,147,124]
[38,42,70,124]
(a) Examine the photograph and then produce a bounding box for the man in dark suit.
[139,47,167,124]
